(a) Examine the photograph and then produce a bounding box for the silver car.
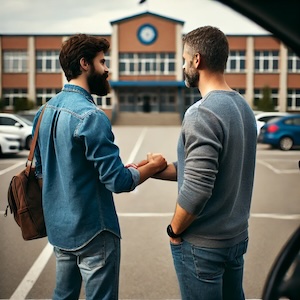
[0,113,33,150]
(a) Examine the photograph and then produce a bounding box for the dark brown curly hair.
[59,34,110,81]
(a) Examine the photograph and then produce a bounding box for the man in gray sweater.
[153,26,257,299]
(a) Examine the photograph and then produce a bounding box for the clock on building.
[137,24,158,45]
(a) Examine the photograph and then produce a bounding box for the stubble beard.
[184,67,199,88]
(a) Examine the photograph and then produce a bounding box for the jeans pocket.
[192,247,223,280]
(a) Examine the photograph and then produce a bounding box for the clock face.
[137,24,157,45]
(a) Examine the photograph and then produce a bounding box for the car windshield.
[267,117,282,124]
[16,114,33,126]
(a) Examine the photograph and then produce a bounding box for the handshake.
[126,153,172,183]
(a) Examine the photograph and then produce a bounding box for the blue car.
[258,114,300,150]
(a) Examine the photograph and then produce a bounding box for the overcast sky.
[0,0,269,35]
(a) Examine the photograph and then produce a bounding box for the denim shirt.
[33,84,140,250]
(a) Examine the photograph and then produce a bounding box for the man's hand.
[135,153,167,184]
[169,237,182,245]
[146,152,167,173]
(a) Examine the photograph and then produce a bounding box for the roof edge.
[110,11,184,26]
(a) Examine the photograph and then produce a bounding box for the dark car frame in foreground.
[216,1,300,299]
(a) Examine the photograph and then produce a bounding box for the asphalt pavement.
[0,126,299,300]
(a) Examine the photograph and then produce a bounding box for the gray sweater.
[176,90,257,248]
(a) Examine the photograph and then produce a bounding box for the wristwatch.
[167,224,181,238]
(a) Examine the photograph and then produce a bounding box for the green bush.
[255,86,275,112]
[14,98,35,112]
[0,98,4,112]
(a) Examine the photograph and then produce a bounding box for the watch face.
[137,24,157,45]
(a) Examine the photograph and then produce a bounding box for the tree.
[0,98,4,112]
[255,86,275,112]
[14,98,34,113]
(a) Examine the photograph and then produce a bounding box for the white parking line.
[9,243,53,300]
[126,127,147,165]
[0,160,25,176]
[256,159,299,174]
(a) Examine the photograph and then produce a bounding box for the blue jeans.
[53,231,120,300]
[171,238,248,300]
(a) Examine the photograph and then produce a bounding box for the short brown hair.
[59,34,110,81]
[183,26,229,73]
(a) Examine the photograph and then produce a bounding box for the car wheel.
[25,135,32,150]
[279,137,293,151]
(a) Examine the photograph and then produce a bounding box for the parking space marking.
[9,242,53,300]
[256,159,299,174]
[0,160,25,176]
[118,212,300,220]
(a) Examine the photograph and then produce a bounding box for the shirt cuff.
[128,167,140,189]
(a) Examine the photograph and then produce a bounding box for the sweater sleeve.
[177,106,223,215]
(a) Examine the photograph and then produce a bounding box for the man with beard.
[151,26,257,299]
[32,34,167,300]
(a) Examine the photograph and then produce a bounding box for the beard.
[87,67,111,96]
[184,66,199,88]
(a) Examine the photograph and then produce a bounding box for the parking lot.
[0,125,299,300]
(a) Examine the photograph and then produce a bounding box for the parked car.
[17,110,39,123]
[255,112,289,136]
[0,133,21,156]
[258,114,300,150]
[0,113,33,150]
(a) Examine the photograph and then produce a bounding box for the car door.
[0,116,23,136]
[292,117,300,144]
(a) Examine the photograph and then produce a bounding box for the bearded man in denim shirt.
[33,34,167,300]
[152,26,257,299]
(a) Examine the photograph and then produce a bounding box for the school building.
[1,11,299,123]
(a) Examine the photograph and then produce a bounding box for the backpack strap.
[25,105,47,175]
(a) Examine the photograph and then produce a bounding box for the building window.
[226,50,246,72]
[119,53,176,75]
[254,50,279,72]
[3,51,28,73]
[36,50,60,72]
[254,88,279,109]
[232,88,246,97]
[2,88,28,107]
[287,50,300,73]
[183,88,201,111]
[287,89,300,111]
[93,94,112,108]
[36,88,61,106]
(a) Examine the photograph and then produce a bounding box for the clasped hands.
[126,152,167,175]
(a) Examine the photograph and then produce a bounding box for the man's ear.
[194,53,201,68]
[80,57,89,71]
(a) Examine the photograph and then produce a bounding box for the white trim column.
[279,43,287,112]
[62,36,69,86]
[111,24,119,81]
[245,36,254,107]
[176,24,183,81]
[28,36,35,103]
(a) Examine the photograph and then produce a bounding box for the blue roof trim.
[110,80,185,87]
[110,11,184,26]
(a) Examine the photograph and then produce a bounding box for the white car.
[0,133,21,155]
[255,112,289,136]
[0,113,33,150]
